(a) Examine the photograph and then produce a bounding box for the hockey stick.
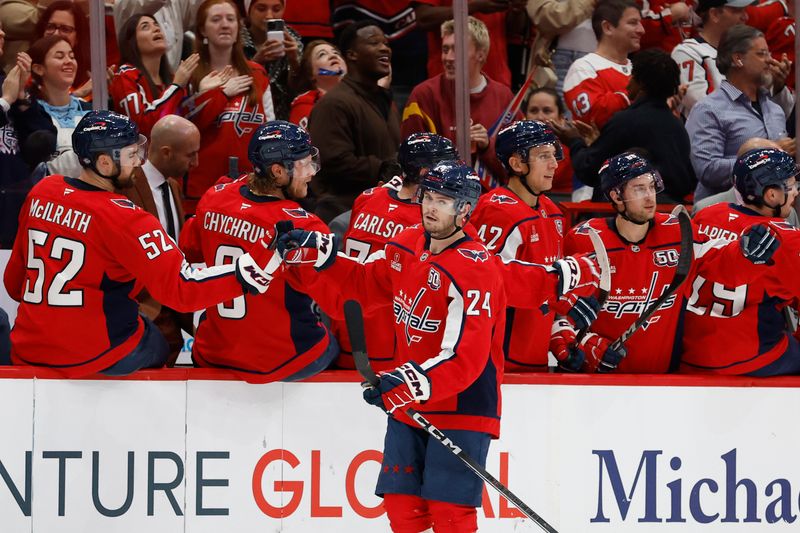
[343,300,559,533]
[575,228,611,343]
[599,205,693,371]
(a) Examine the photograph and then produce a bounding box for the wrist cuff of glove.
[398,361,431,402]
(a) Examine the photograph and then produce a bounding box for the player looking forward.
[332,132,458,371]
[3,111,281,377]
[273,160,601,532]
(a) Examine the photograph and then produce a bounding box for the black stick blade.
[343,300,379,386]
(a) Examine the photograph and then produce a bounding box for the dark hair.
[192,0,261,102]
[524,87,567,117]
[631,49,680,100]
[118,14,174,95]
[592,0,640,40]
[34,1,90,89]
[291,39,337,93]
[338,20,380,59]
[716,24,764,76]
[28,35,71,101]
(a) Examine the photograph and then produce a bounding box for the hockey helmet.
[733,148,799,205]
[599,152,664,201]
[397,133,458,183]
[495,120,563,173]
[417,160,482,217]
[73,110,145,169]
[248,121,319,177]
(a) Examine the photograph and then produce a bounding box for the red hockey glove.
[579,332,627,373]
[362,361,431,414]
[549,318,586,372]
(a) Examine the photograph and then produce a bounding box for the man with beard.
[686,24,795,202]
[272,160,601,530]
[3,111,285,377]
[309,20,401,223]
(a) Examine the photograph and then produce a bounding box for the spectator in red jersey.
[283,0,334,42]
[563,0,644,129]
[401,16,518,191]
[241,0,303,120]
[111,14,201,138]
[289,40,346,128]
[308,20,401,223]
[524,87,577,197]
[181,0,275,216]
[412,0,519,87]
[34,1,91,98]
[764,1,795,90]
[638,0,693,53]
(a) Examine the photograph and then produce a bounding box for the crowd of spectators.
[1,0,799,377]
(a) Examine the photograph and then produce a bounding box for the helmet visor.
[618,172,664,201]
[116,135,148,167]
[293,146,320,176]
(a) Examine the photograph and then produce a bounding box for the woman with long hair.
[110,14,199,138]
[182,0,275,215]
[34,1,91,97]
[289,40,345,129]
[27,35,90,178]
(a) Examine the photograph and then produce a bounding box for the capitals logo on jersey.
[574,222,593,235]
[458,249,489,262]
[490,194,518,205]
[110,199,137,210]
[283,207,310,218]
[216,97,266,137]
[393,288,442,345]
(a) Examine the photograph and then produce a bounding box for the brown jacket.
[119,167,190,364]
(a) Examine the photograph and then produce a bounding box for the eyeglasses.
[44,23,76,35]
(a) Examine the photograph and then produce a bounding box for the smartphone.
[266,19,285,57]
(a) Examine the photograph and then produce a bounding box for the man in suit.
[120,114,200,364]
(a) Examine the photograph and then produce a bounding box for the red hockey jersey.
[766,16,796,90]
[331,182,421,371]
[182,62,275,215]
[184,181,335,383]
[565,214,686,373]
[681,203,800,374]
[471,188,564,370]
[3,175,251,377]
[289,89,322,129]
[563,53,631,129]
[109,64,187,138]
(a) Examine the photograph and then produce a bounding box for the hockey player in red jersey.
[471,120,568,371]
[563,152,682,372]
[3,111,283,377]
[332,132,458,372]
[682,147,800,376]
[274,160,601,532]
[563,0,644,128]
[179,120,341,382]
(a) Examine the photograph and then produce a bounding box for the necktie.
[159,181,177,241]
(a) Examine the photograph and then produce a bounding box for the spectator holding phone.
[242,0,303,120]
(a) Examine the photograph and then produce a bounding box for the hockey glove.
[235,246,282,295]
[578,332,627,373]
[277,229,339,271]
[740,223,780,265]
[551,295,601,331]
[363,360,431,414]
[549,318,585,372]
[550,253,600,305]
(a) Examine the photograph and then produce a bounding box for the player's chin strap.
[514,161,543,203]
[88,156,124,189]
[429,215,463,241]
[762,190,788,218]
